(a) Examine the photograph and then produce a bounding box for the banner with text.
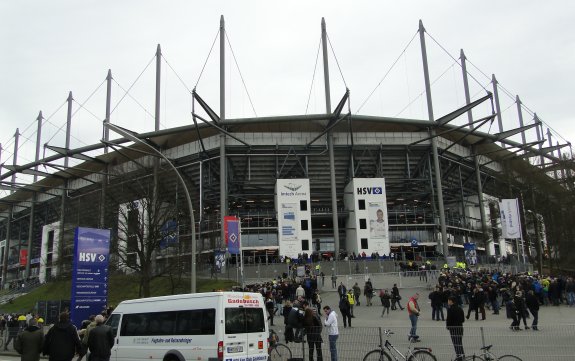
[70,227,110,328]
[499,199,521,239]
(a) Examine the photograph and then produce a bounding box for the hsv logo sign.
[356,186,383,195]
[78,253,106,263]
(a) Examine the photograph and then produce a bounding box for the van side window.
[120,309,216,336]
[225,308,265,334]
[105,314,121,336]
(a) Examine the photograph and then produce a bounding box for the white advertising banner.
[280,203,298,242]
[499,199,521,239]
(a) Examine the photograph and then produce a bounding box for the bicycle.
[363,329,437,361]
[268,329,292,361]
[462,344,523,361]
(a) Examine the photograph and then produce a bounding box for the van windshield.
[225,308,265,334]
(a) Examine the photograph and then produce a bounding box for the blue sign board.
[411,239,418,247]
[70,227,110,328]
[159,219,178,249]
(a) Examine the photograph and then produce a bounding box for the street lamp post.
[104,123,197,293]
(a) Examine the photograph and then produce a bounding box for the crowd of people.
[3,262,575,361]
[0,308,116,361]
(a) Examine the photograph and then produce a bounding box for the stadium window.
[359,219,367,229]
[300,200,308,211]
[301,219,309,231]
[302,239,309,251]
[358,199,366,210]
[361,238,368,249]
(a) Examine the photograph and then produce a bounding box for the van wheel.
[164,356,179,361]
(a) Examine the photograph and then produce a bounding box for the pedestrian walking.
[429,286,444,321]
[331,274,337,289]
[364,279,374,306]
[42,312,83,361]
[352,283,361,306]
[14,318,44,361]
[525,290,540,331]
[323,306,338,361]
[446,296,465,361]
[407,293,421,342]
[346,290,355,317]
[86,315,114,361]
[338,295,352,328]
[380,289,391,317]
[391,284,404,310]
[303,302,323,361]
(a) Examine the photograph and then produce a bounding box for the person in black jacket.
[86,315,114,361]
[429,287,444,321]
[302,302,323,361]
[338,295,352,328]
[42,312,82,361]
[446,296,465,361]
[525,290,540,331]
[4,316,19,351]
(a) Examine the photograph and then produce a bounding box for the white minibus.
[106,292,269,361]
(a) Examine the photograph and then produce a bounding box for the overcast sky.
[1,1,574,174]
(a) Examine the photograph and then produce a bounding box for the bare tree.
[116,196,179,297]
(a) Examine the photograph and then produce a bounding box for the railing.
[271,325,575,361]
[0,278,42,305]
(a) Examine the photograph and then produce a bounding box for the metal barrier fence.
[271,325,575,361]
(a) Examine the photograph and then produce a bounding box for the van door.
[224,307,267,361]
[105,313,121,361]
[244,307,268,360]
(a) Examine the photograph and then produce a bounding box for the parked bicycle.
[268,329,292,361]
[363,329,436,361]
[462,344,522,361]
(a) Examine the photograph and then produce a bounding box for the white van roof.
[115,291,263,307]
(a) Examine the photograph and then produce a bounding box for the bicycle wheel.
[497,355,523,361]
[408,349,437,361]
[269,343,292,361]
[363,349,392,361]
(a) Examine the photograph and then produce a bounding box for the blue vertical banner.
[226,218,240,255]
[70,227,110,328]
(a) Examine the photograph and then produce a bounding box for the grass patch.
[0,276,237,314]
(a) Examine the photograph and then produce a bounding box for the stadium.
[0,18,573,288]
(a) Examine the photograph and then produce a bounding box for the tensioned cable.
[466,58,492,84]
[326,34,347,89]
[194,28,220,90]
[110,54,155,115]
[305,36,322,115]
[394,60,458,118]
[44,78,106,147]
[421,28,568,145]
[113,79,155,120]
[225,31,258,117]
[162,55,193,95]
[425,31,488,93]
[356,30,419,114]
[2,99,68,161]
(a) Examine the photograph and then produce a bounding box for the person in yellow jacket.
[347,290,356,317]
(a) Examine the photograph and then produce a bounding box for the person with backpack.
[303,302,323,361]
